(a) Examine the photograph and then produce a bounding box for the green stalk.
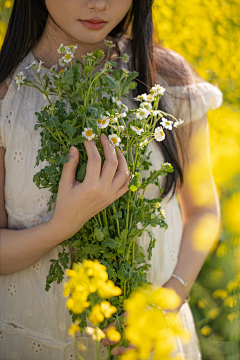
[103,209,109,230]
[97,213,103,228]
[112,202,120,237]
[96,339,102,360]
[108,345,111,360]
[45,127,62,143]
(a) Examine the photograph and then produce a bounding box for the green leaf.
[113,211,122,219]
[77,162,87,182]
[94,228,104,241]
[104,238,119,249]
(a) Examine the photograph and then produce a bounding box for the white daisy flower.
[119,125,125,131]
[43,90,51,101]
[149,110,161,117]
[139,139,148,148]
[118,112,127,119]
[154,126,165,142]
[119,143,126,154]
[142,94,155,102]
[97,116,110,129]
[174,119,184,128]
[82,127,96,141]
[140,102,152,111]
[155,202,161,208]
[50,64,58,72]
[160,117,173,130]
[15,71,26,90]
[121,104,128,113]
[104,39,116,48]
[62,52,74,64]
[136,108,150,120]
[150,84,166,96]
[160,209,166,218]
[59,58,66,67]
[122,53,130,63]
[133,94,147,102]
[130,125,144,135]
[108,134,121,147]
[66,44,78,53]
[37,60,44,73]
[57,44,66,54]
[25,61,36,70]
[111,97,122,108]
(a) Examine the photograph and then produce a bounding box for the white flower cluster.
[57,44,78,67]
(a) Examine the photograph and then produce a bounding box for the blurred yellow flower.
[106,327,121,342]
[200,325,212,336]
[86,326,106,342]
[223,193,240,235]
[212,289,228,300]
[88,304,105,326]
[209,308,219,319]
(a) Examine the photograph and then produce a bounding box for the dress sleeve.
[158,76,223,126]
[0,100,3,147]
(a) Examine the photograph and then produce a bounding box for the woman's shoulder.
[153,45,196,87]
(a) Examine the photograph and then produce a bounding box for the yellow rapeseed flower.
[89,304,105,326]
[200,325,212,336]
[212,289,228,300]
[106,327,121,342]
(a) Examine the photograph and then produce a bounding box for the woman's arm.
[163,115,220,306]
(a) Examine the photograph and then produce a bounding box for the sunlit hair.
[0,0,201,198]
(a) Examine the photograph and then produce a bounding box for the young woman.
[0,0,222,359]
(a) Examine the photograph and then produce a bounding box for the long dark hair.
[0,0,197,197]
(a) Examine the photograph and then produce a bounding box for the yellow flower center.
[111,137,118,144]
[86,130,93,137]
[135,127,140,130]
[45,91,49,97]
[65,54,71,60]
[68,45,74,49]
[160,130,164,136]
[98,119,102,124]
[18,75,23,81]
[59,70,64,75]
[102,119,107,125]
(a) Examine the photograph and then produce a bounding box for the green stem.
[97,213,103,228]
[108,345,111,360]
[112,202,120,237]
[103,209,108,230]
[45,127,62,143]
[131,240,135,266]
[96,339,102,360]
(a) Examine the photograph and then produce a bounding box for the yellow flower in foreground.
[106,327,121,342]
[88,304,105,326]
[121,286,190,360]
[209,308,219,319]
[68,319,81,339]
[100,301,117,318]
[86,327,106,342]
[200,325,212,336]
[98,280,122,298]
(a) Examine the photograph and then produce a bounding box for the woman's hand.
[102,312,136,356]
[50,133,130,242]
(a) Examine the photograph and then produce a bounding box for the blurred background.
[0,0,239,358]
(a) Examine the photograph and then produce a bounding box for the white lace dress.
[0,37,223,360]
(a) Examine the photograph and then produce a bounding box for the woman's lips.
[79,20,107,30]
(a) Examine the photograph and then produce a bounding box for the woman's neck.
[32,19,120,72]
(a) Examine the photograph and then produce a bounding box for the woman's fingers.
[83,139,102,184]
[100,134,119,184]
[112,148,130,191]
[111,344,136,356]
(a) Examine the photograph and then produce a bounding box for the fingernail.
[102,133,107,139]
[69,146,77,155]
